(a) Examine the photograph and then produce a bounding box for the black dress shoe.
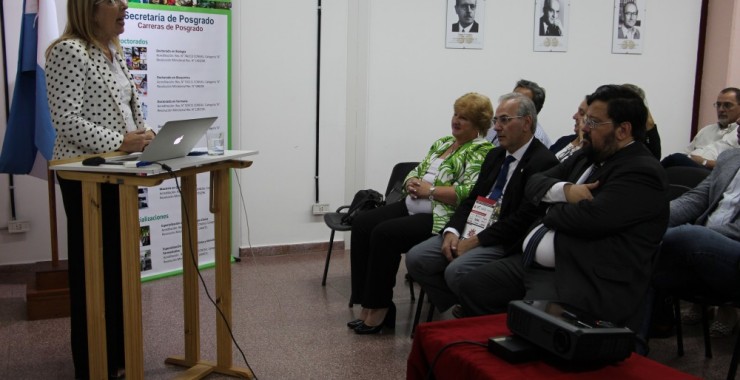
[347,319,364,329]
[354,322,384,335]
[354,303,396,334]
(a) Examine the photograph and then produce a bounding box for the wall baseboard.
[239,241,344,257]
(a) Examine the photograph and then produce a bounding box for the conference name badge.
[461,196,497,238]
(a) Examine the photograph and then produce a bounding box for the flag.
[0,0,58,175]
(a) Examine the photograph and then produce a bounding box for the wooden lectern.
[51,151,257,379]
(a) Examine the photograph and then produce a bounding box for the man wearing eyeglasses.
[451,0,479,33]
[661,87,740,169]
[487,79,553,148]
[458,85,668,333]
[406,93,558,315]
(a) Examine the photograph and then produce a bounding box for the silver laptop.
[112,117,217,163]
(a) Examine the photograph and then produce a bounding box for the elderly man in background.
[662,87,740,169]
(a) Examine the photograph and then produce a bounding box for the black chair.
[321,162,420,289]
[411,289,435,337]
[665,166,710,191]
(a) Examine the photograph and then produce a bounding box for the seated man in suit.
[451,0,479,33]
[653,133,740,337]
[406,93,558,314]
[458,85,669,332]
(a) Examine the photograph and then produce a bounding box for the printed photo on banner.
[129,0,233,9]
[612,0,645,54]
[446,0,485,49]
[533,0,569,52]
[141,250,153,272]
[138,188,149,209]
[125,46,148,70]
[133,74,148,96]
[140,225,152,247]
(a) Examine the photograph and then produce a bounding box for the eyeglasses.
[714,102,738,110]
[583,118,613,129]
[492,115,523,125]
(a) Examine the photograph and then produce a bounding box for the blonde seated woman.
[348,93,494,334]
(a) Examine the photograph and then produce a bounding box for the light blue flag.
[0,0,58,174]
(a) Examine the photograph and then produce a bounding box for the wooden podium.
[51,151,257,379]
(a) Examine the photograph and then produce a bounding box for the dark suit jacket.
[446,139,558,253]
[549,134,577,154]
[525,142,669,330]
[452,21,479,33]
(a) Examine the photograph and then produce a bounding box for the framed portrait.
[533,0,569,52]
[612,0,645,54]
[446,0,485,49]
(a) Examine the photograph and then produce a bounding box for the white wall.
[357,0,702,193]
[0,0,68,265]
[0,0,704,265]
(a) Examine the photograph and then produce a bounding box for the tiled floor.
[0,249,737,379]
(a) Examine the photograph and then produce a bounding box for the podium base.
[165,356,254,379]
[26,260,70,320]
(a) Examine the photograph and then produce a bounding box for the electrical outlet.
[8,220,30,234]
[312,203,331,215]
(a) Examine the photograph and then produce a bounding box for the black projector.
[506,300,635,363]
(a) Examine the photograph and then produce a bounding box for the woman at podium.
[45,0,155,378]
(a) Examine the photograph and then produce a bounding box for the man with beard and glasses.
[457,85,669,333]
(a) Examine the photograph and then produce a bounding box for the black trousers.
[58,175,125,379]
[349,200,433,309]
[660,152,711,170]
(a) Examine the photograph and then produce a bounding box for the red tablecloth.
[407,313,701,380]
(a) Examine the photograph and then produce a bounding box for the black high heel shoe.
[347,319,364,329]
[354,303,396,335]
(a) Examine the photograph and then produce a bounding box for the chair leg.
[425,300,435,322]
[411,289,426,338]
[406,273,416,302]
[675,299,684,356]
[727,329,740,380]
[701,303,713,358]
[321,229,336,286]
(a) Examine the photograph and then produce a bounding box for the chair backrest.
[665,166,710,189]
[384,162,419,197]
[665,166,710,201]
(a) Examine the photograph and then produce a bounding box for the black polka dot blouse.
[46,38,146,160]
